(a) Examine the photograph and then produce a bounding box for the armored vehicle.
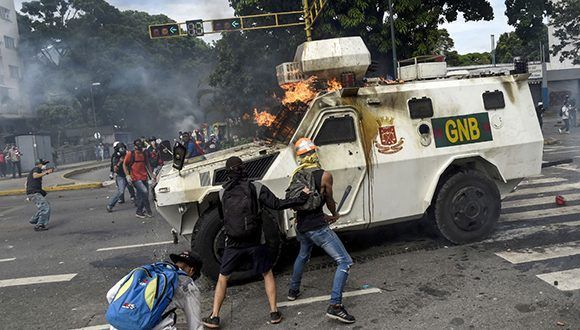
[155,37,543,281]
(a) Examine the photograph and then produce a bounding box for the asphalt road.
[1,122,580,329]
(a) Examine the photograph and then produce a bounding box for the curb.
[0,164,107,197]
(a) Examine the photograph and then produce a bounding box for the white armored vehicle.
[155,37,543,281]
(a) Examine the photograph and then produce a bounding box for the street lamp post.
[90,82,101,128]
[388,0,397,79]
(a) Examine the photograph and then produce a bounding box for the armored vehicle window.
[408,97,434,119]
[483,90,505,110]
[314,116,357,146]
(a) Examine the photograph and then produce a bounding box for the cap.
[225,156,243,170]
[294,137,317,156]
[35,159,50,165]
[170,251,203,279]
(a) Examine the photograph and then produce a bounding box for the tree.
[18,0,213,139]
[551,0,580,64]
[495,30,548,63]
[505,0,551,43]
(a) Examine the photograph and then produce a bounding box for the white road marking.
[510,182,580,197]
[0,273,77,288]
[537,268,580,291]
[555,164,580,173]
[501,204,580,222]
[96,241,174,252]
[485,220,580,243]
[0,258,16,263]
[503,192,580,209]
[517,177,567,186]
[277,288,381,307]
[496,241,580,264]
[70,325,109,330]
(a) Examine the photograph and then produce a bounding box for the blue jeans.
[290,226,353,305]
[29,193,51,226]
[133,180,151,214]
[108,176,128,209]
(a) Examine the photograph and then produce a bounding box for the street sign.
[186,20,204,37]
[149,23,181,39]
[212,18,242,32]
[94,132,101,140]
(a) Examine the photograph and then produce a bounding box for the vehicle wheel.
[192,208,282,283]
[433,170,500,244]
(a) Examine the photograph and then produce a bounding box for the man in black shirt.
[26,159,53,231]
[287,138,355,324]
[202,156,310,329]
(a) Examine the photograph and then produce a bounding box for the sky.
[14,0,514,54]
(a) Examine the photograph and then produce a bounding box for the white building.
[0,0,30,119]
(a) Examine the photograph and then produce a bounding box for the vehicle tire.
[433,170,500,244]
[192,208,282,283]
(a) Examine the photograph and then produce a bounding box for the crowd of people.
[0,144,23,178]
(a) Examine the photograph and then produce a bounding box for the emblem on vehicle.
[375,117,405,154]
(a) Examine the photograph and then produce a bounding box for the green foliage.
[18,0,212,138]
[505,0,551,43]
[551,0,580,64]
[36,103,83,129]
[495,30,548,63]
[445,51,491,66]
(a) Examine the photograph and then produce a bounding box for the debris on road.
[555,195,566,206]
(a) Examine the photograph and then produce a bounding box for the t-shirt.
[0,153,5,163]
[296,169,328,233]
[124,150,148,181]
[26,167,44,195]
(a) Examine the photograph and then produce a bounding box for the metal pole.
[541,43,549,107]
[388,0,397,79]
[303,0,312,41]
[90,84,97,128]
[491,34,496,66]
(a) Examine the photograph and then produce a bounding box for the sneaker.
[145,212,153,218]
[287,289,301,301]
[135,212,146,219]
[202,315,220,329]
[29,219,38,225]
[565,131,571,134]
[118,200,125,204]
[270,310,282,324]
[326,304,355,324]
[34,224,48,231]
[106,205,113,213]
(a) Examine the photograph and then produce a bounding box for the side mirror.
[172,142,187,171]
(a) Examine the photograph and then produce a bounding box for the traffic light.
[186,20,204,37]
[212,18,242,32]
[149,23,181,39]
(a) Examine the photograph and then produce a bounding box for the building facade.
[0,0,30,119]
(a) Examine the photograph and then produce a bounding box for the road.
[1,128,580,329]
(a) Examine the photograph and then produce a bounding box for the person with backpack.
[123,139,153,218]
[106,251,204,330]
[202,156,311,329]
[107,142,135,212]
[286,137,355,324]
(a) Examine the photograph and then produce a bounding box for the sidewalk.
[0,160,109,196]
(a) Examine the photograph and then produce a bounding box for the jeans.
[29,193,51,226]
[108,176,128,208]
[11,161,21,178]
[563,119,570,132]
[133,180,151,214]
[290,226,353,305]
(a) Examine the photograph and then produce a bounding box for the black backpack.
[219,181,263,240]
[285,168,323,211]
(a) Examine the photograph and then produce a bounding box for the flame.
[327,78,342,92]
[281,76,318,105]
[253,108,276,127]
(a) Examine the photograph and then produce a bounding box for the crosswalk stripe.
[0,273,77,288]
[0,258,16,263]
[501,204,580,222]
[485,220,580,243]
[510,182,580,197]
[70,325,109,330]
[277,288,382,307]
[96,241,174,252]
[536,268,580,291]
[518,177,567,186]
[495,241,580,264]
[555,164,580,173]
[503,192,580,209]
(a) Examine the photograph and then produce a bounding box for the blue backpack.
[106,262,186,330]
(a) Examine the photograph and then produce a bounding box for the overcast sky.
[14,0,513,54]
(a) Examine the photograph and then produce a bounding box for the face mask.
[119,147,126,153]
[41,165,47,170]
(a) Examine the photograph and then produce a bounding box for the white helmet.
[113,141,120,148]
